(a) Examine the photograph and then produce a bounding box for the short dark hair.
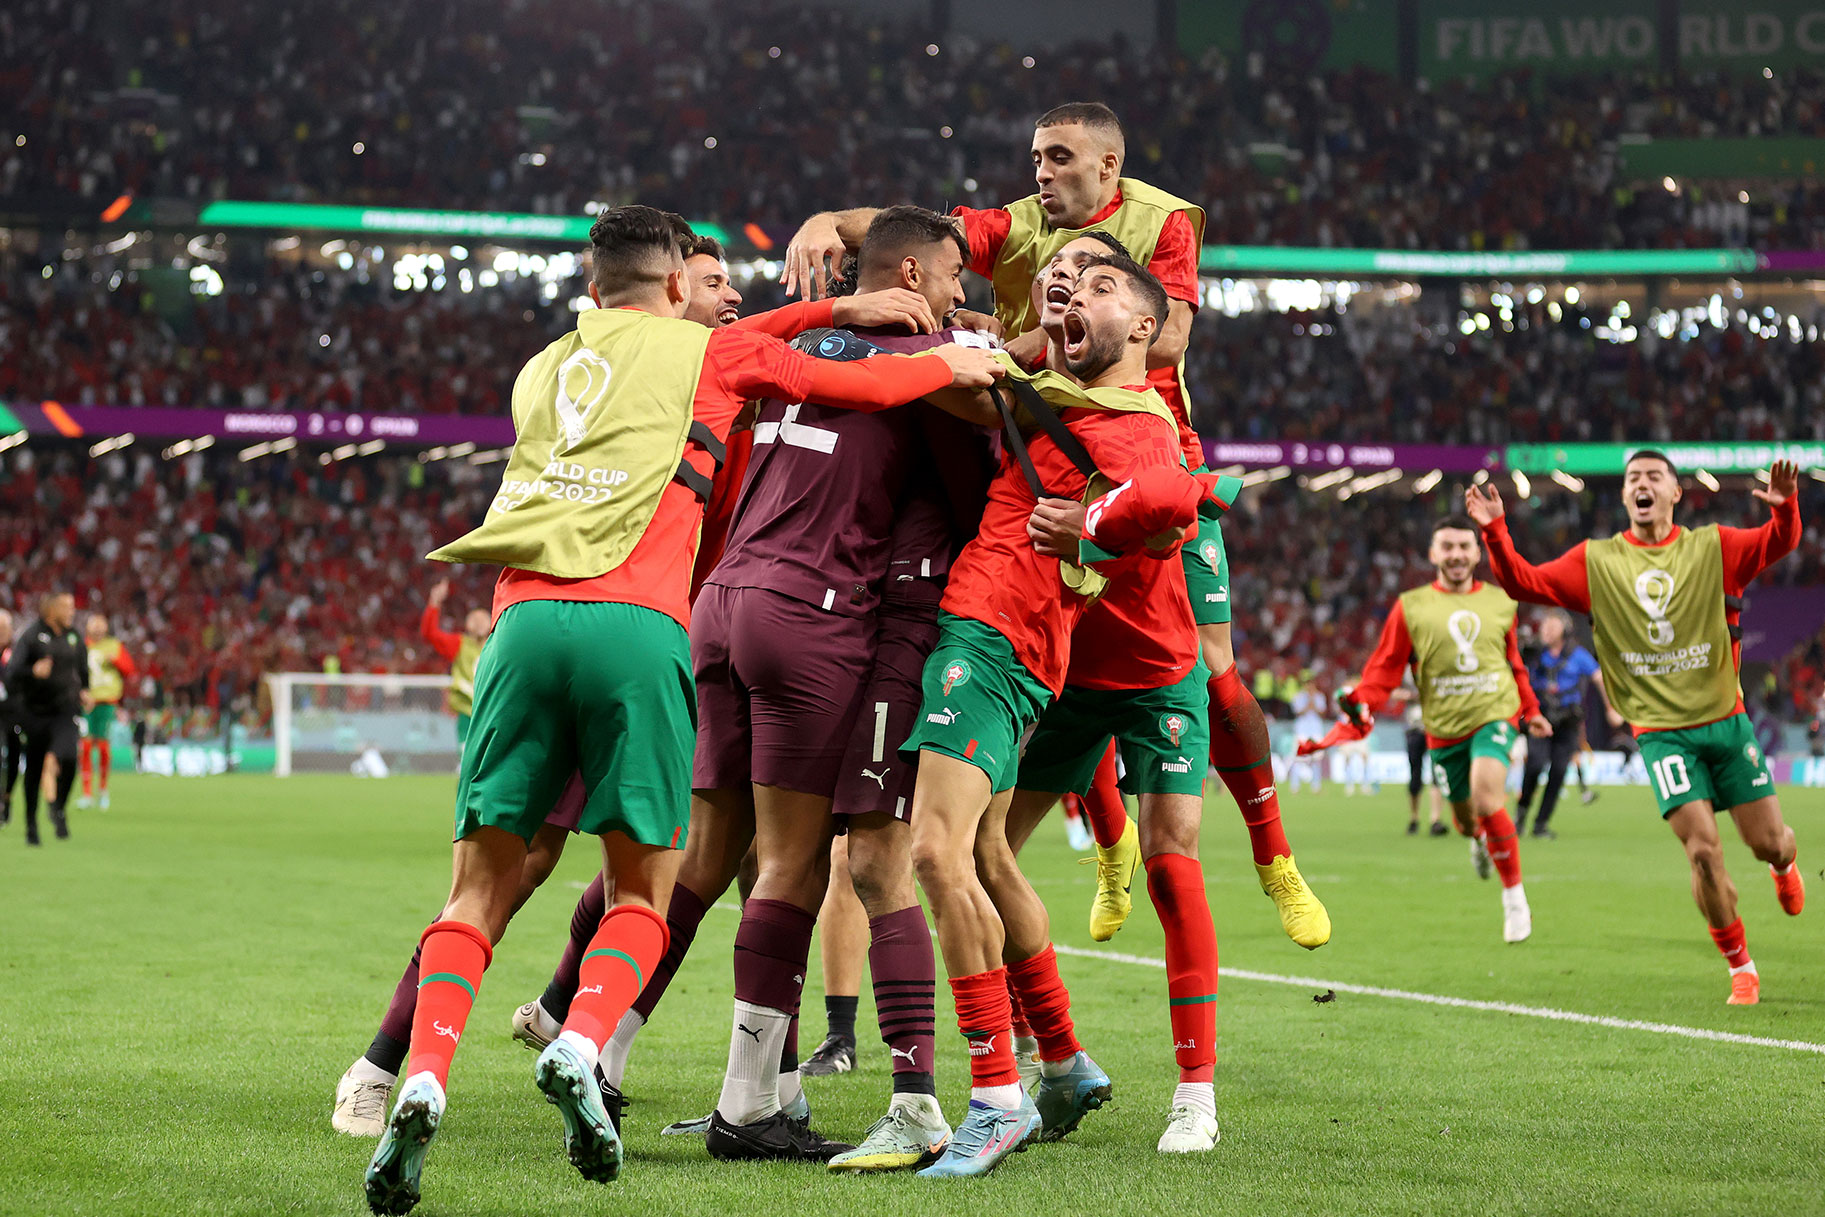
[857,205,969,279]
[588,205,691,300]
[1035,101,1124,140]
[685,233,727,263]
[1626,448,1678,478]
[1079,229,1133,259]
[1433,514,1478,537]
[1080,253,1168,341]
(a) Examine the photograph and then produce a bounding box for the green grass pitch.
[2,775,1822,1216]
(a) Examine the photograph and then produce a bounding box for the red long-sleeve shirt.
[491,311,954,630]
[1350,582,1542,749]
[419,604,463,662]
[1479,495,1801,732]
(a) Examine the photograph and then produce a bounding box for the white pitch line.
[709,901,1825,1055]
[1050,942,1825,1056]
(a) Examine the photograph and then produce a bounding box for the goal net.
[266,673,463,777]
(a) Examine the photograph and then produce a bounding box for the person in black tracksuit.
[0,607,21,823]
[5,592,88,845]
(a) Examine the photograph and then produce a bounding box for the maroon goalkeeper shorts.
[543,771,586,833]
[692,583,873,797]
[831,600,941,822]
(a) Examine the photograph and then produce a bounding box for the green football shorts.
[455,599,695,848]
[84,702,117,739]
[1638,712,1774,818]
[1181,478,1232,627]
[1018,661,1212,797]
[1428,718,1518,805]
[901,613,1052,794]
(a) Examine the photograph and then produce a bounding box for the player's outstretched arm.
[1467,483,1593,612]
[724,329,1003,415]
[1723,459,1804,588]
[782,209,881,300]
[1506,623,1550,735]
[1346,603,1415,718]
[419,582,463,660]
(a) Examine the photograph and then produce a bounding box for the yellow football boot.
[1256,854,1331,949]
[1084,817,1140,942]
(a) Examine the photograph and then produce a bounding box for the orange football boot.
[1772,863,1805,916]
[1727,969,1761,1006]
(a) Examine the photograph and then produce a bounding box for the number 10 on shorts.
[1652,754,1692,799]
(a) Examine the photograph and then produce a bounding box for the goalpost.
[265,672,463,777]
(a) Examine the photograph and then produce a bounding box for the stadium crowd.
[7,0,1825,249]
[2,440,1817,736]
[7,253,1825,446]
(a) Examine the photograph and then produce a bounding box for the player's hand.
[931,344,1006,389]
[834,288,937,334]
[1336,688,1370,730]
[1526,714,1553,738]
[1028,497,1086,559]
[1606,708,1626,730]
[782,213,845,300]
[1754,459,1799,508]
[949,309,1004,339]
[428,578,450,609]
[1002,327,1048,370]
[32,656,52,679]
[1465,482,1505,527]
[81,692,95,713]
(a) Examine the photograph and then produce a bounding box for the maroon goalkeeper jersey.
[705,326,982,618]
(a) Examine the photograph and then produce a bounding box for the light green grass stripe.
[582,947,643,991]
[417,971,475,1000]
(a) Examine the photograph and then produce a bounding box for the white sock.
[348,1056,395,1084]
[1173,1081,1217,1119]
[777,1065,804,1111]
[971,1083,1024,1110]
[1730,960,1758,976]
[1013,1034,1039,1056]
[530,999,563,1041]
[890,1091,945,1122]
[716,1001,791,1124]
[1502,882,1528,905]
[1038,1053,1076,1078]
[600,1008,644,1088]
[555,1028,601,1072]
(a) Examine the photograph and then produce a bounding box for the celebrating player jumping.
[1468,453,1805,1003]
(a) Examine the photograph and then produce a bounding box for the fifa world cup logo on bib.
[1446,610,1482,672]
[1634,570,1677,647]
[552,348,613,460]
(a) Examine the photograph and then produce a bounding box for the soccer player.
[76,613,135,810]
[502,230,961,1130]
[1468,454,1805,1004]
[690,206,988,1164]
[416,579,487,752]
[1301,517,1549,943]
[995,240,1233,1154]
[1515,609,1602,839]
[783,101,1328,949]
[904,254,1217,1178]
[357,205,1002,1214]
[5,592,88,845]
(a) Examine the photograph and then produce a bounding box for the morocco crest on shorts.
[942,660,972,696]
[1160,712,1185,747]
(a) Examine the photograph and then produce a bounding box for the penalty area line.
[1050,942,1825,1056]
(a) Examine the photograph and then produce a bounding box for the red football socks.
[80,739,93,796]
[1007,975,1034,1039]
[563,903,669,1050]
[1145,853,1218,1081]
[1006,944,1081,1064]
[951,968,1020,1088]
[407,919,493,1087]
[1480,809,1524,888]
[1709,918,1752,969]
[1084,742,1129,848]
[1208,665,1292,865]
